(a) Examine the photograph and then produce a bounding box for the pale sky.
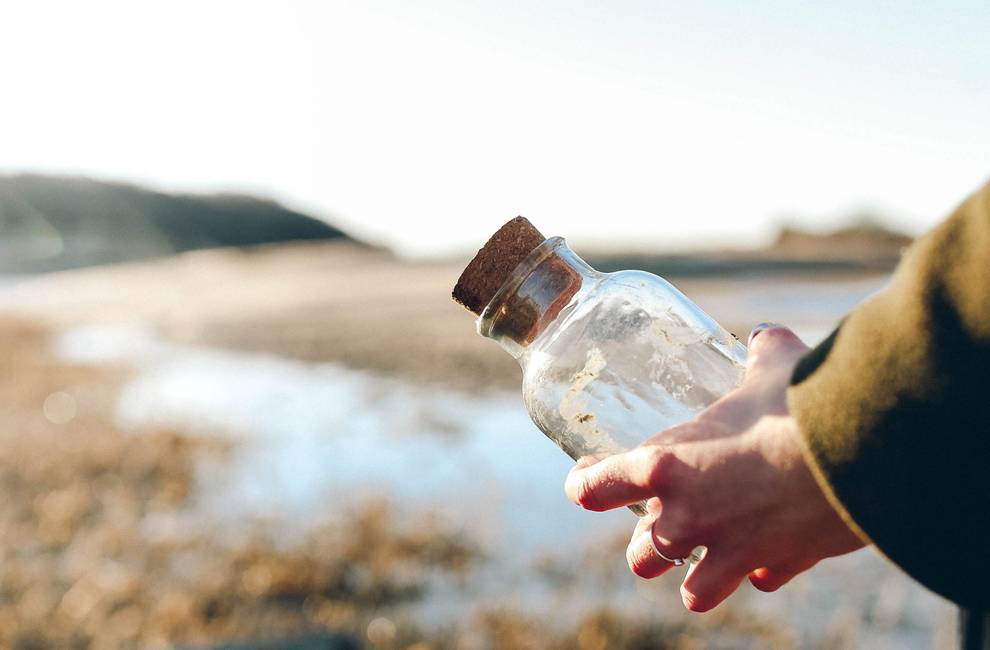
[1,1,988,257]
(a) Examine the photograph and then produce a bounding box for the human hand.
[564,325,866,612]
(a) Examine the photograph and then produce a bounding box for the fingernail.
[748,322,783,345]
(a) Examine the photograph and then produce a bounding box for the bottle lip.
[477,236,566,338]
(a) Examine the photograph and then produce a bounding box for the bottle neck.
[477,237,595,358]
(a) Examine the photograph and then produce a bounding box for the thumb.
[745,323,809,379]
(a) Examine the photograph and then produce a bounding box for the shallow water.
[0,274,34,292]
[678,274,890,344]
[56,325,624,550]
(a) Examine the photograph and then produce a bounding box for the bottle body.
[479,238,746,513]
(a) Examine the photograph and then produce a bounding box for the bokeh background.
[1,2,988,648]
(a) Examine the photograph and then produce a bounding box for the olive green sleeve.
[787,180,990,608]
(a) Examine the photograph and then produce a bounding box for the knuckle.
[653,422,693,444]
[644,446,677,493]
[656,504,696,542]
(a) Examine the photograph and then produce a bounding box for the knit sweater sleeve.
[788,180,990,607]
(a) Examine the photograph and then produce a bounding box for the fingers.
[748,567,792,592]
[745,324,809,380]
[629,529,810,608]
[565,446,676,511]
[630,547,810,610]
[625,503,700,579]
[747,321,784,347]
[680,550,747,612]
[625,507,679,580]
[650,503,703,563]
[627,530,671,579]
[748,560,815,592]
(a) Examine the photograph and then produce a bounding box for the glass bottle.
[477,236,747,516]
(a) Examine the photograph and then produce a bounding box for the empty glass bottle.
[477,236,747,515]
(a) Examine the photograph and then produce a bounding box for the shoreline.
[0,241,889,392]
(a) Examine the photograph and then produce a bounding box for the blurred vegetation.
[0,317,476,648]
[0,316,808,649]
[0,175,355,273]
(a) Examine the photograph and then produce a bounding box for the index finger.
[565,445,669,512]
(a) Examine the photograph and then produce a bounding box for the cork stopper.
[452,217,546,315]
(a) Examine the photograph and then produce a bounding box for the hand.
[564,325,866,612]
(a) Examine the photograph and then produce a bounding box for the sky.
[1,1,988,257]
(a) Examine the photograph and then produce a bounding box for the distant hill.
[588,220,913,278]
[769,220,912,261]
[0,174,356,273]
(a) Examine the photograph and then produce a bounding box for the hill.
[587,220,912,278]
[0,174,355,273]
[769,220,912,262]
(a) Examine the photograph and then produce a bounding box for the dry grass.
[0,317,482,649]
[0,316,737,650]
[0,315,939,650]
